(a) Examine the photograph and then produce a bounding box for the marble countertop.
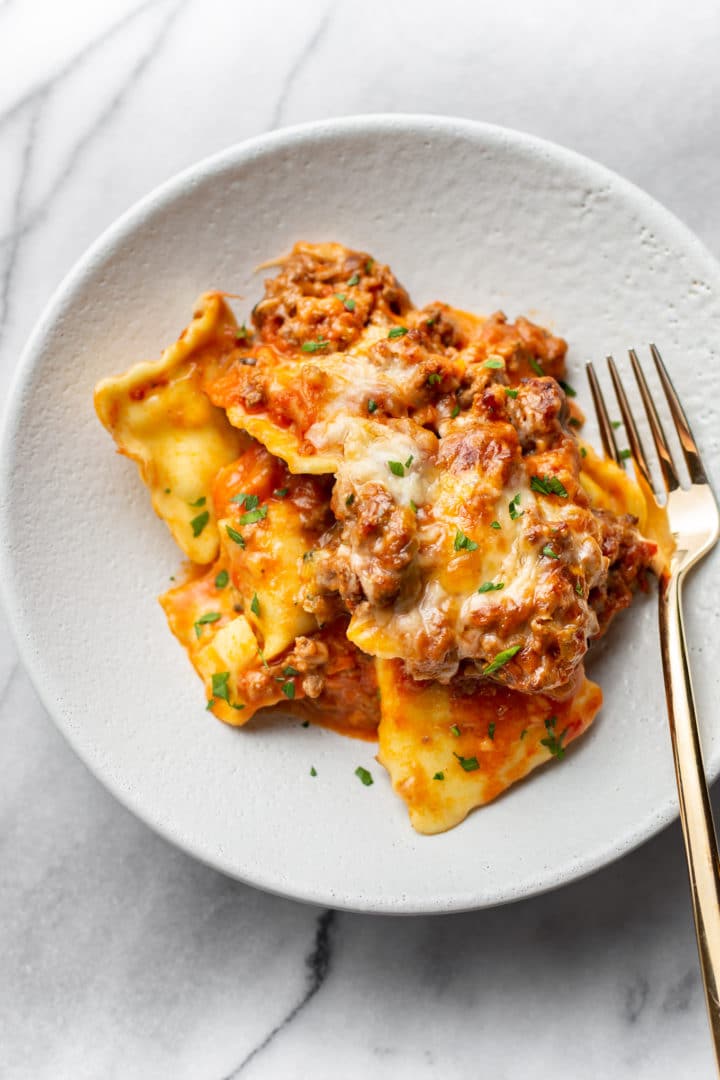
[2,1,720,1076]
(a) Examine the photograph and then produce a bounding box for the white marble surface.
[2,0,720,1076]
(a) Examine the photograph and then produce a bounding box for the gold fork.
[587,345,720,1066]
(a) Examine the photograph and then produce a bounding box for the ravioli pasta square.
[95,242,668,833]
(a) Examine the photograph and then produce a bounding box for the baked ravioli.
[95,242,666,834]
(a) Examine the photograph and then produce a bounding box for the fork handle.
[659,567,720,1067]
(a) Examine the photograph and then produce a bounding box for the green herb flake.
[451,403,460,418]
[529,358,545,376]
[232,492,259,510]
[238,505,268,526]
[427,372,441,385]
[410,499,419,514]
[509,493,523,520]
[194,611,222,638]
[206,698,215,710]
[433,771,445,781]
[541,544,560,559]
[230,702,245,712]
[347,272,360,287]
[212,671,231,703]
[365,259,374,274]
[619,448,631,460]
[520,728,527,740]
[335,292,346,302]
[283,665,300,677]
[310,766,317,777]
[490,520,501,530]
[483,643,522,676]
[301,338,329,353]
[344,297,356,312]
[355,766,373,786]
[164,487,171,494]
[250,593,260,616]
[505,388,519,399]
[303,550,314,562]
[191,510,210,537]
[559,379,577,398]
[274,487,289,499]
[388,460,405,477]
[530,474,569,498]
[388,326,408,339]
[478,581,504,593]
[404,455,414,470]
[215,569,229,589]
[540,716,568,759]
[611,420,622,430]
[575,580,583,596]
[484,357,504,370]
[367,399,378,413]
[345,493,355,507]
[568,417,582,429]
[488,722,496,740]
[225,525,246,547]
[580,446,587,458]
[454,752,480,772]
[454,529,478,552]
[450,724,461,737]
[189,496,206,508]
[281,680,296,700]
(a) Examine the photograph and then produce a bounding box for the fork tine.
[629,348,680,492]
[586,362,622,465]
[606,356,654,491]
[651,344,708,485]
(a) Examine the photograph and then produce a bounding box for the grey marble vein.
[268,4,334,131]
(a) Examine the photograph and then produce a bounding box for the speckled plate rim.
[1,114,718,914]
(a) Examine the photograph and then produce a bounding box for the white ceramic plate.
[2,116,720,914]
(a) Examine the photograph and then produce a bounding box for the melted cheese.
[94,294,244,561]
[376,659,602,833]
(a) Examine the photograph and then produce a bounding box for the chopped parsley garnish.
[344,297,356,312]
[310,766,317,777]
[454,529,478,552]
[212,671,231,703]
[529,357,545,376]
[232,493,259,510]
[454,752,480,772]
[257,648,270,670]
[225,525,245,547]
[559,379,577,398]
[404,454,414,469]
[206,699,215,710]
[450,724,461,737]
[410,499,419,514]
[568,417,582,429]
[194,611,221,638]
[283,665,300,676]
[530,475,569,498]
[580,446,587,458]
[347,272,360,287]
[433,771,445,781]
[540,716,568,759]
[488,722,496,740]
[388,326,408,339]
[281,680,295,700]
[302,338,329,353]
[483,643,521,676]
[215,569,229,589]
[189,496,206,507]
[238,505,268,525]
[520,728,527,740]
[164,487,171,494]
[345,493,355,507]
[236,324,249,341]
[490,520,501,530]
[367,399,378,413]
[250,593,260,616]
[388,460,406,477]
[611,420,622,430]
[508,493,523,520]
[541,544,560,559]
[451,403,460,418]
[427,372,441,385]
[478,581,504,593]
[484,357,504,370]
[505,388,518,399]
[365,259,374,274]
[273,487,289,498]
[576,580,583,596]
[303,550,314,561]
[191,510,210,537]
[619,448,631,460]
[355,766,373,786]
